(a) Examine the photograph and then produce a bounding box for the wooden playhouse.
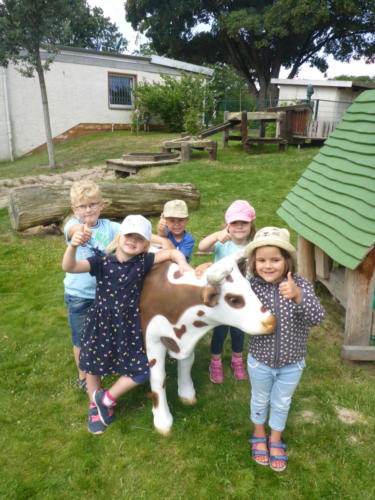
[277,89,375,361]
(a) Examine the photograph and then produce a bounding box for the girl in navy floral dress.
[62,214,191,434]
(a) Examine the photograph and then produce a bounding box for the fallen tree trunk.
[8,182,200,231]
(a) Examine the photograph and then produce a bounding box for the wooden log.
[8,182,200,231]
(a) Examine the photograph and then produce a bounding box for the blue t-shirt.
[64,217,120,299]
[166,228,195,263]
[214,240,249,263]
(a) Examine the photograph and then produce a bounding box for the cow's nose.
[260,315,276,334]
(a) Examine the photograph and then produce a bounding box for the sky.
[87,0,375,80]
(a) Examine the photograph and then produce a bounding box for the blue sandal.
[268,438,288,472]
[248,434,269,466]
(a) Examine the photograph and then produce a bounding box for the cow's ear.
[237,257,248,277]
[202,285,220,307]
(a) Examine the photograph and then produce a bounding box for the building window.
[108,73,136,109]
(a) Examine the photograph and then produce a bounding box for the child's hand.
[279,272,302,303]
[216,226,231,244]
[178,260,193,275]
[159,213,167,230]
[195,262,213,279]
[70,229,88,248]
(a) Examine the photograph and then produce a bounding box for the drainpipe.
[2,66,14,161]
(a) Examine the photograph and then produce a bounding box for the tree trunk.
[8,182,200,231]
[36,53,56,169]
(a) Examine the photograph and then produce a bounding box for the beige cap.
[163,199,188,218]
[245,227,296,260]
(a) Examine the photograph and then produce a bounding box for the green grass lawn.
[1,132,374,499]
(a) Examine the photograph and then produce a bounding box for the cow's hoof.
[179,396,197,405]
[155,426,172,436]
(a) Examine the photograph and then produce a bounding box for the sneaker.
[209,358,223,384]
[231,356,247,380]
[87,406,106,435]
[93,390,115,427]
[77,377,88,393]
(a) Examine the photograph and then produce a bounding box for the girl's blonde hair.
[248,246,296,277]
[70,180,102,206]
[105,233,150,255]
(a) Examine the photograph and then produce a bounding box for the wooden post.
[208,141,217,160]
[297,235,315,283]
[315,247,332,279]
[180,142,191,162]
[241,111,249,153]
[343,249,375,348]
[223,111,229,147]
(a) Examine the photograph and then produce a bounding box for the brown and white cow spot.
[161,336,180,353]
[173,325,187,338]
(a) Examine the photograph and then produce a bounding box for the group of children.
[62,179,325,472]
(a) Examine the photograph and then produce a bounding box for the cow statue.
[140,251,276,435]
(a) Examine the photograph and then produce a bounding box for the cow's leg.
[148,343,174,435]
[177,352,197,405]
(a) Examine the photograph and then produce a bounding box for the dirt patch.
[335,406,368,424]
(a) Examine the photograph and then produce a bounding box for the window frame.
[108,72,137,109]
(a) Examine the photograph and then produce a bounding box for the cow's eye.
[224,294,244,308]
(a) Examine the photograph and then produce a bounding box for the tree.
[60,4,127,53]
[0,0,125,168]
[126,0,375,107]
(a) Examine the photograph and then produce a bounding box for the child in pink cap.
[198,200,256,383]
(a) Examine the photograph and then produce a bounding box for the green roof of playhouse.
[277,89,375,270]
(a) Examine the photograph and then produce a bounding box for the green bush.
[134,72,213,133]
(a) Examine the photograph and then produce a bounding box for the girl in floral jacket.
[245,227,325,472]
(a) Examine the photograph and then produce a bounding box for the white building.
[0,46,213,161]
[271,78,375,121]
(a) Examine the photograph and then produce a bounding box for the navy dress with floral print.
[79,251,155,378]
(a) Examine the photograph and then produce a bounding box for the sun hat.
[119,215,152,241]
[163,199,189,218]
[245,227,296,259]
[225,200,256,224]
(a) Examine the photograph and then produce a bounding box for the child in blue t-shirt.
[198,200,256,384]
[155,199,195,262]
[64,180,120,392]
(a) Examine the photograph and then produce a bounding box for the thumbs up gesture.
[279,272,302,303]
[82,216,93,242]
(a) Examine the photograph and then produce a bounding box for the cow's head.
[198,250,275,335]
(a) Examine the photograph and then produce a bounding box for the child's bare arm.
[150,234,175,250]
[62,231,91,273]
[198,227,231,252]
[154,249,192,274]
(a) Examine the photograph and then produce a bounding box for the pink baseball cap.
[225,200,256,224]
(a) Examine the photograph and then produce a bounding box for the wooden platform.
[106,156,180,177]
[245,136,288,152]
[162,138,217,161]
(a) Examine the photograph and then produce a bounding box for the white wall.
[0,49,209,161]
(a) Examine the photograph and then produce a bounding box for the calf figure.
[140,252,275,434]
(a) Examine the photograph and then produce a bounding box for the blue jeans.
[64,293,93,347]
[210,325,244,355]
[247,353,305,432]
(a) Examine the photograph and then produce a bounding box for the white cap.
[119,215,152,241]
